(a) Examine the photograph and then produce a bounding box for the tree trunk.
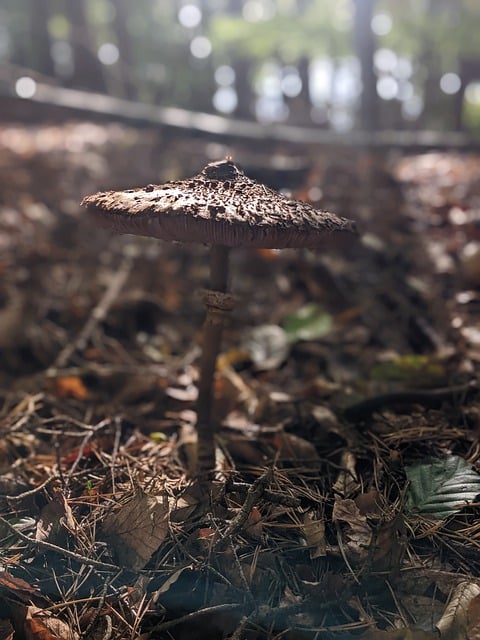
[65,0,106,92]
[352,0,378,130]
[29,0,54,77]
[234,57,254,119]
[111,0,137,99]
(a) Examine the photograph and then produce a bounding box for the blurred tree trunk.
[234,57,254,119]
[418,0,445,129]
[190,60,217,113]
[30,0,54,77]
[65,0,106,91]
[111,0,137,99]
[285,56,311,125]
[353,0,378,130]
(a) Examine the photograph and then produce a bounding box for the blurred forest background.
[3,3,480,638]
[1,0,480,136]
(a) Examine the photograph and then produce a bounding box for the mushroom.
[81,158,356,475]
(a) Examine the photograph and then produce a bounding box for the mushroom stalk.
[196,244,233,474]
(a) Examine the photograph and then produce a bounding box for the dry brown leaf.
[35,490,76,544]
[24,605,79,640]
[436,582,480,640]
[273,431,319,462]
[0,573,40,603]
[0,619,14,640]
[49,376,88,400]
[102,489,169,570]
[244,506,263,540]
[332,450,359,497]
[303,511,326,558]
[156,566,192,596]
[169,484,201,523]
[468,594,480,640]
[354,491,406,572]
[213,366,258,420]
[332,497,372,564]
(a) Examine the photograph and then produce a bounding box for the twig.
[3,474,59,501]
[50,254,133,370]
[148,603,242,635]
[0,515,120,571]
[228,481,301,508]
[216,468,273,546]
[343,381,478,422]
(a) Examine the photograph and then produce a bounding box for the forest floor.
[0,121,480,640]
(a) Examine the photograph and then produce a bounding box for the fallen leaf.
[155,566,193,596]
[36,490,76,544]
[332,450,359,497]
[102,489,169,570]
[303,511,326,558]
[273,431,319,462]
[283,303,333,341]
[468,593,480,639]
[241,324,290,370]
[406,456,480,520]
[49,376,89,400]
[0,573,40,603]
[370,354,445,387]
[24,605,79,640]
[244,506,263,540]
[0,619,14,640]
[332,497,372,564]
[436,582,480,639]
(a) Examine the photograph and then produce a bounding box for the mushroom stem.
[196,244,233,474]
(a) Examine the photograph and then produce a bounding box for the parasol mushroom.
[81,158,356,475]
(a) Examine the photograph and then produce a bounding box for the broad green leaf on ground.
[405,456,480,520]
[282,303,333,342]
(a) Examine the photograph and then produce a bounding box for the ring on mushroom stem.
[81,157,357,475]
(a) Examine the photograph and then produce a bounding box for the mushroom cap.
[81,159,356,249]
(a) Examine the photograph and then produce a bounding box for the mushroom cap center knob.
[203,159,243,181]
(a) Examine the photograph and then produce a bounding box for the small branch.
[50,254,133,370]
[148,603,242,634]
[215,468,273,546]
[0,516,120,571]
[343,381,478,422]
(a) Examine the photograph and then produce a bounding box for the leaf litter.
[0,124,480,638]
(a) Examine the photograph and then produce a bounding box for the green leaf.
[405,456,480,520]
[283,303,333,342]
[370,354,446,387]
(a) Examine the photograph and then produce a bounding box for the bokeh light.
[465,82,480,105]
[376,76,398,100]
[281,68,302,98]
[190,36,212,59]
[242,0,275,22]
[97,43,120,66]
[440,73,461,95]
[215,65,235,86]
[213,87,238,113]
[15,76,36,98]
[371,13,392,36]
[178,5,202,29]
[374,48,398,74]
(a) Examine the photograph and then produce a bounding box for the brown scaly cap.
[81,158,357,249]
